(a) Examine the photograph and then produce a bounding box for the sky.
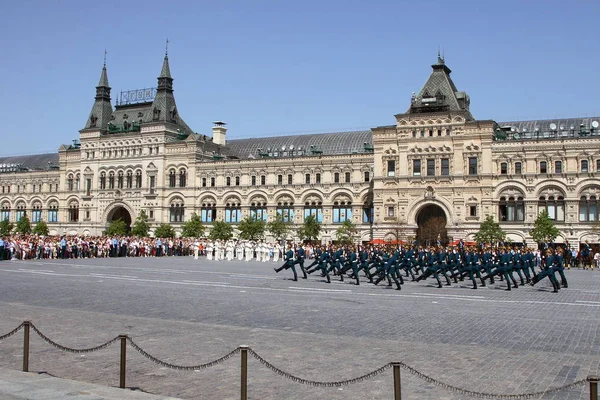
[0,0,599,156]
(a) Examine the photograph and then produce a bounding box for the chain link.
[248,348,392,387]
[127,338,240,370]
[398,361,587,399]
[30,323,119,353]
[0,322,24,341]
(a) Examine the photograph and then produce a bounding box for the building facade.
[1,53,599,247]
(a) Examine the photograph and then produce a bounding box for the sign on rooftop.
[118,87,157,105]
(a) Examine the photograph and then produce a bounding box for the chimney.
[212,121,227,146]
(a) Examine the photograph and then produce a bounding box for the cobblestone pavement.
[0,257,599,399]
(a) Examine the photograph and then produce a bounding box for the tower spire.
[83,56,113,130]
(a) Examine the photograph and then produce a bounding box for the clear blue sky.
[1,0,599,156]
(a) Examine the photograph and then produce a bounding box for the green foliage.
[0,219,14,236]
[473,215,506,245]
[336,219,357,244]
[266,213,292,241]
[297,214,321,242]
[208,220,234,241]
[15,215,31,234]
[181,213,205,238]
[104,218,129,236]
[529,210,560,244]
[33,220,49,236]
[237,216,265,241]
[154,223,176,238]
[131,210,151,237]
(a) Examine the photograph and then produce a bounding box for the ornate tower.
[83,61,114,131]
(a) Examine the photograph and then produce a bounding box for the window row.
[500,159,600,175]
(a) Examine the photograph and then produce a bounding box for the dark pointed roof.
[405,57,472,118]
[143,54,193,134]
[83,64,114,130]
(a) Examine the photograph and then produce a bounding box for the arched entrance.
[107,206,132,229]
[416,204,448,246]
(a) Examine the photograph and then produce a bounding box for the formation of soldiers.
[273,241,578,293]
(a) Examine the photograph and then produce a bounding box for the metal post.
[119,335,127,389]
[392,362,401,400]
[23,321,30,372]
[589,375,599,400]
[240,345,248,400]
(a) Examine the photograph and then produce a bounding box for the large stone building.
[1,53,599,247]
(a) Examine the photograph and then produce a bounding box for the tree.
[473,215,506,245]
[267,213,292,242]
[0,219,14,236]
[15,215,31,234]
[181,213,205,238]
[336,219,358,244]
[104,218,129,236]
[417,216,447,246]
[237,216,265,241]
[208,220,233,241]
[297,214,321,243]
[131,210,151,237]
[33,220,49,236]
[154,223,176,238]
[529,210,560,245]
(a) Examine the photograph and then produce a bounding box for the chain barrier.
[29,323,119,354]
[398,361,587,399]
[127,338,240,371]
[248,348,392,387]
[0,323,24,341]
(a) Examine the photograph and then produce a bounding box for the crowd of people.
[0,235,597,293]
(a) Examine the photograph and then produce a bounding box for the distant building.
[1,52,599,247]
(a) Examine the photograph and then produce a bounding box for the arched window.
[126,171,133,189]
[499,196,524,221]
[16,202,26,222]
[68,202,79,222]
[304,200,323,222]
[332,200,352,223]
[250,199,268,222]
[179,169,186,187]
[169,200,184,222]
[67,174,74,191]
[108,172,115,189]
[32,202,42,223]
[1,202,10,222]
[135,171,142,188]
[276,197,294,223]
[579,195,598,222]
[117,171,124,189]
[514,162,522,175]
[100,172,106,190]
[225,200,241,223]
[554,161,562,174]
[345,172,351,183]
[48,201,58,222]
[538,195,564,221]
[500,162,508,174]
[75,174,80,191]
[539,161,547,174]
[169,169,176,188]
[201,200,216,223]
[334,172,340,183]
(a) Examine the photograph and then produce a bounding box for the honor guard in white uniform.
[206,241,213,260]
[226,241,234,261]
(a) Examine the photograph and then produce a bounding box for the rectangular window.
[235,176,240,186]
[500,163,507,174]
[515,162,522,175]
[345,172,351,183]
[226,177,231,186]
[250,207,268,222]
[252,176,256,186]
[426,159,435,176]
[202,177,207,187]
[387,206,395,217]
[1,211,10,221]
[48,210,57,223]
[364,171,370,182]
[597,159,600,172]
[469,205,477,217]
[225,208,241,223]
[201,208,216,223]
[540,161,547,174]
[303,207,323,223]
[261,175,266,185]
[362,207,374,223]
[413,159,421,176]
[287,174,293,184]
[581,160,589,172]
[316,173,321,183]
[441,158,449,176]
[32,210,42,223]
[387,160,395,177]
[278,175,283,185]
[16,211,25,222]
[149,210,154,219]
[332,207,353,223]
[305,174,310,184]
[468,157,478,175]
[210,177,215,187]
[334,172,340,183]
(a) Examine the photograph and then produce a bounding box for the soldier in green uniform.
[274,244,298,281]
